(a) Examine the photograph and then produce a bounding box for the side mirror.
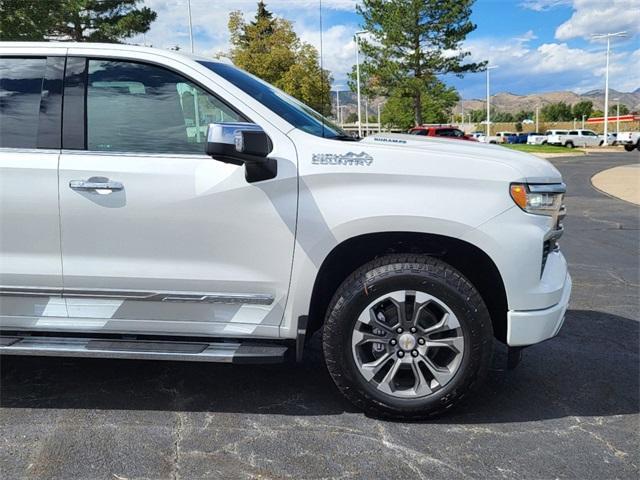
[206,122,277,183]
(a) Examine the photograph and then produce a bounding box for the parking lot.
[1,152,638,480]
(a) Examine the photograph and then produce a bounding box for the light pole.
[187,0,194,53]
[592,31,626,145]
[364,97,369,136]
[485,64,499,138]
[377,103,381,133]
[336,90,340,124]
[354,30,367,138]
[535,105,539,132]
[582,114,586,129]
[614,97,620,135]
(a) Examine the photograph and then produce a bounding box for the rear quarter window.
[0,57,46,148]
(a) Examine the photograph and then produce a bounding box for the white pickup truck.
[0,42,571,418]
[547,129,602,148]
[616,131,640,151]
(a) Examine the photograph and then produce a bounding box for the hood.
[360,133,562,184]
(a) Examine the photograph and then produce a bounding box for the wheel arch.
[306,231,509,343]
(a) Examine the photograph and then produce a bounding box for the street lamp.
[187,0,194,53]
[485,64,499,138]
[592,31,627,145]
[354,30,367,138]
[582,114,586,129]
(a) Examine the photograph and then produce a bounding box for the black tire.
[322,254,493,419]
[565,141,574,149]
[624,144,635,152]
[542,140,548,145]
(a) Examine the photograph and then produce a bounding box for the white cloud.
[555,0,640,40]
[460,31,638,95]
[519,0,571,11]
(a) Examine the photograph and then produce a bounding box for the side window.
[569,130,578,135]
[0,57,46,148]
[86,59,245,154]
[410,129,427,135]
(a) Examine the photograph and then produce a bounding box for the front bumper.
[506,272,572,346]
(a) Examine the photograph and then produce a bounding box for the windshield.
[199,61,354,140]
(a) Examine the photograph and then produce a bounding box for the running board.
[0,335,288,364]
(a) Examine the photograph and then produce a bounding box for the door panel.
[56,57,297,337]
[0,56,64,321]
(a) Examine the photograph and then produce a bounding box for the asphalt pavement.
[1,152,638,480]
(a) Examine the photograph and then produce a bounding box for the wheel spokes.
[352,329,387,347]
[376,358,402,394]
[419,355,456,387]
[425,334,464,354]
[420,311,461,335]
[359,352,393,382]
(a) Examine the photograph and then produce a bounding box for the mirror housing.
[206,123,276,182]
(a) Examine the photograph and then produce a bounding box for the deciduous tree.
[228,1,332,115]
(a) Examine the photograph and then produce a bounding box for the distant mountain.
[331,88,640,116]
[456,89,640,114]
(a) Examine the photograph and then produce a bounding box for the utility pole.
[535,105,539,132]
[485,64,498,138]
[614,98,620,135]
[377,103,381,133]
[187,0,194,53]
[592,31,627,145]
[354,30,367,138]
[365,97,369,136]
[582,114,586,129]
[336,90,340,124]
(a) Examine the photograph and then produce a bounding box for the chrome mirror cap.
[206,122,265,146]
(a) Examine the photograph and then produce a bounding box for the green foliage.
[382,81,459,129]
[592,109,604,117]
[0,0,156,42]
[228,2,332,115]
[515,122,523,132]
[352,0,483,125]
[345,112,359,123]
[514,110,534,122]
[571,100,592,119]
[540,102,573,122]
[610,103,630,115]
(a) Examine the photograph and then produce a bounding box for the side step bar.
[0,335,288,364]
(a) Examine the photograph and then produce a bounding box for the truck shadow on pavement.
[1,309,637,423]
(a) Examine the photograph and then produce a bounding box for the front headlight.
[510,183,565,215]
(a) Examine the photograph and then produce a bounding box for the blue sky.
[138,0,639,99]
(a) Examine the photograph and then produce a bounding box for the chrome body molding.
[0,287,274,305]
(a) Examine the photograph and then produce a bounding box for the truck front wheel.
[624,144,636,152]
[322,254,493,419]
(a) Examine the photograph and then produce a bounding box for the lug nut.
[411,350,419,357]
[396,327,404,334]
[397,350,405,358]
[410,327,417,333]
[390,339,397,346]
[418,338,425,345]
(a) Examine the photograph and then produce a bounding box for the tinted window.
[86,59,245,154]
[410,129,428,135]
[200,61,350,140]
[0,57,46,148]
[569,131,578,135]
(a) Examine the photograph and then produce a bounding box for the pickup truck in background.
[526,132,548,145]
[547,129,601,148]
[616,131,640,151]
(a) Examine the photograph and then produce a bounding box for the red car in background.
[408,125,478,141]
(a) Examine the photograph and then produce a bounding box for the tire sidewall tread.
[322,254,494,419]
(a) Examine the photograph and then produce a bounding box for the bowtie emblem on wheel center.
[398,333,417,351]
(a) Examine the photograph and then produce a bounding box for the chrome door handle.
[69,177,124,192]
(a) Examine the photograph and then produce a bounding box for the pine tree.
[0,0,156,42]
[353,0,483,125]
